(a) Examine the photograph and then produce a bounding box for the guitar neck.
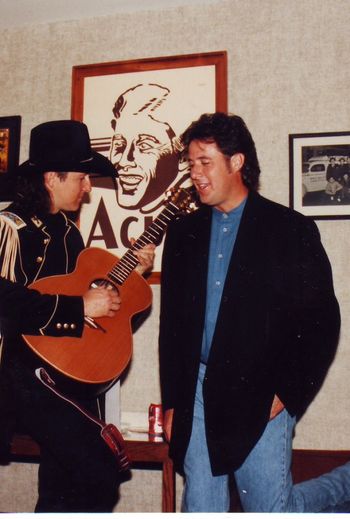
[108,195,187,286]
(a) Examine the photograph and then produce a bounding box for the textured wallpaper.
[0,0,349,511]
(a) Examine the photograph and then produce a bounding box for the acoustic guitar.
[22,187,196,390]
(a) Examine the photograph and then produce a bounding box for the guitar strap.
[35,367,130,473]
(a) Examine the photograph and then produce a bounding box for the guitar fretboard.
[107,198,187,286]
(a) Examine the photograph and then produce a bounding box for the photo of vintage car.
[302,157,329,197]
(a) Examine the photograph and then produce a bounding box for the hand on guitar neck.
[131,238,156,276]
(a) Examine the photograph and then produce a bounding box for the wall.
[0,0,349,512]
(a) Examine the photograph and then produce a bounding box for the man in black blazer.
[159,112,349,512]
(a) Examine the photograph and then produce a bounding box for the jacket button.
[70,324,76,330]
[63,323,69,329]
[56,323,62,329]
[43,238,50,245]
[36,256,43,263]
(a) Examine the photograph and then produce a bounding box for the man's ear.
[43,171,57,192]
[230,153,245,173]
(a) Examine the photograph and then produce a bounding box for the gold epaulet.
[0,211,26,230]
[0,211,24,281]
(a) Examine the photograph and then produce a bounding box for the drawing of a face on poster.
[109,84,179,212]
[79,64,217,271]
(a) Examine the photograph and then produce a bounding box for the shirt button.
[216,281,221,286]
[36,256,43,263]
[223,227,228,232]
[218,253,223,258]
[43,238,49,245]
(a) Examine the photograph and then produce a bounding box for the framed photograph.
[0,115,21,202]
[71,51,227,281]
[289,131,350,219]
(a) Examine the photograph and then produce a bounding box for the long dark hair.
[11,171,67,216]
[180,112,261,191]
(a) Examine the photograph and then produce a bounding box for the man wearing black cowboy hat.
[0,120,155,512]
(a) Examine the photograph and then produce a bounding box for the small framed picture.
[289,131,350,219]
[0,115,21,202]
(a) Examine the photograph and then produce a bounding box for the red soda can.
[148,403,163,436]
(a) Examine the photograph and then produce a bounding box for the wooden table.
[10,432,176,513]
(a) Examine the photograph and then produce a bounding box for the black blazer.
[159,191,340,475]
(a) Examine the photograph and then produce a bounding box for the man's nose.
[118,143,136,170]
[190,164,201,179]
[83,176,92,192]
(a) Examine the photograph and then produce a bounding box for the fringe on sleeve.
[0,215,20,282]
[0,215,20,362]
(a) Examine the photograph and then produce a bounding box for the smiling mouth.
[195,182,210,194]
[119,174,144,195]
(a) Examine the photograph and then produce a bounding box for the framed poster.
[71,51,227,281]
[0,115,21,202]
[289,131,350,219]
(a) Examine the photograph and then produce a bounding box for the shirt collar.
[212,196,247,222]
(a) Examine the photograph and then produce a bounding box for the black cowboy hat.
[16,120,117,178]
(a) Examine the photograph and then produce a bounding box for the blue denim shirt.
[201,198,246,363]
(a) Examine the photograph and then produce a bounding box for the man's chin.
[64,202,81,212]
[117,191,145,210]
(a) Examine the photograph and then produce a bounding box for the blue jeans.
[182,363,350,512]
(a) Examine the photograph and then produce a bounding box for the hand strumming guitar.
[83,287,121,318]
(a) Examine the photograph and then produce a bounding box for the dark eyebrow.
[188,155,211,161]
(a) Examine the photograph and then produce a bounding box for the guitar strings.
[108,201,181,286]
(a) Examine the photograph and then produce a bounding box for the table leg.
[162,456,175,512]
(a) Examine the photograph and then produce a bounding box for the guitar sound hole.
[90,278,119,295]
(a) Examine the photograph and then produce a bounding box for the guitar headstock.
[165,186,199,215]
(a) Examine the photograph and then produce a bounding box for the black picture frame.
[289,131,350,219]
[0,115,21,202]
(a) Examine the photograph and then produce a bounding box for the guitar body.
[22,247,152,387]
